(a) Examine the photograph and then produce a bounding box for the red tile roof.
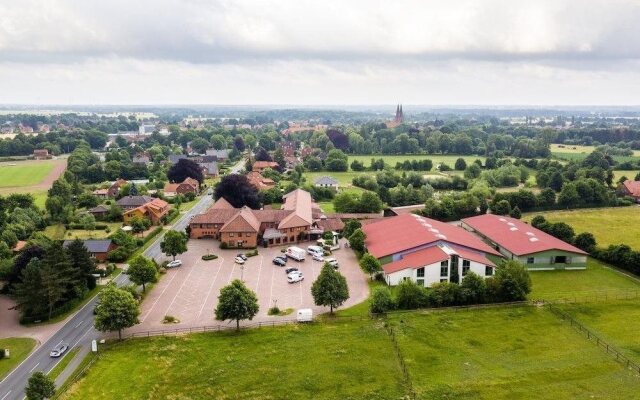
[363,214,500,259]
[461,214,587,256]
[383,246,450,274]
[622,180,640,197]
[450,245,495,267]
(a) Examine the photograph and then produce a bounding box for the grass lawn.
[303,171,365,186]
[523,207,640,250]
[528,258,640,301]
[0,338,37,380]
[0,160,57,187]
[46,222,123,241]
[390,306,640,399]
[550,144,640,157]
[613,170,639,182]
[347,154,486,171]
[559,298,640,362]
[61,321,405,400]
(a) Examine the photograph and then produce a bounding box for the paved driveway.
[131,239,369,331]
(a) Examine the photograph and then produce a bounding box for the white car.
[312,253,324,262]
[325,258,339,268]
[166,260,183,268]
[234,256,246,264]
[50,343,69,358]
[287,272,304,283]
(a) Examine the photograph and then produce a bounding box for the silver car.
[50,343,69,358]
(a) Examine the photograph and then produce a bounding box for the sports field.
[523,207,640,250]
[0,158,67,208]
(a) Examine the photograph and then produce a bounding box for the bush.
[0,348,5,359]
[246,249,259,257]
[396,280,427,309]
[268,306,281,316]
[106,247,130,263]
[202,254,218,261]
[370,286,394,314]
[163,315,179,324]
[220,242,228,249]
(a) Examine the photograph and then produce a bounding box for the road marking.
[197,257,224,319]
[164,258,200,317]
[1,390,11,400]
[228,261,236,283]
[139,266,181,322]
[73,328,93,347]
[254,255,264,294]
[28,363,39,373]
[268,261,276,307]
[75,320,83,328]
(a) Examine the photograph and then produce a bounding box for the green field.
[523,207,640,250]
[529,258,640,300]
[62,321,405,400]
[347,154,486,171]
[391,306,640,399]
[0,160,57,187]
[559,298,640,362]
[0,338,37,380]
[44,223,123,240]
[614,170,639,182]
[550,144,640,157]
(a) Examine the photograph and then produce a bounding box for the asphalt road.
[0,193,214,400]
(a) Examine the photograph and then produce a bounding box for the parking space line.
[254,255,264,294]
[228,261,236,283]
[269,261,276,307]
[139,267,180,322]
[164,261,200,317]
[197,257,224,319]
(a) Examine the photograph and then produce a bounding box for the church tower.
[394,104,404,123]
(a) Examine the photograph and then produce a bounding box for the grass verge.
[0,338,37,380]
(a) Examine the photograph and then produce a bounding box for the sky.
[1,0,640,106]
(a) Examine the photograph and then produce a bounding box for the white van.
[297,308,313,322]
[286,246,306,261]
[307,245,324,256]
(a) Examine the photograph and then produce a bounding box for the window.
[246,233,251,237]
[229,233,234,237]
[440,278,447,283]
[238,232,242,237]
[527,257,534,264]
[462,266,470,276]
[485,266,494,276]
[416,267,425,278]
[416,279,425,287]
[440,262,448,277]
[462,260,470,267]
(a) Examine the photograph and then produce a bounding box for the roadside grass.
[0,338,37,380]
[528,258,640,301]
[558,298,640,362]
[0,160,57,187]
[391,305,640,399]
[48,347,80,381]
[332,280,389,317]
[523,207,640,250]
[60,321,405,400]
[347,154,486,170]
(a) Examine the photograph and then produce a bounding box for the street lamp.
[240,264,245,281]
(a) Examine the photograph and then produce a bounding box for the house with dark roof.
[63,239,116,262]
[618,180,640,203]
[461,214,588,270]
[189,189,323,248]
[200,161,219,177]
[168,154,187,165]
[205,149,230,161]
[87,205,110,220]
[116,195,155,210]
[362,213,501,286]
[314,176,339,189]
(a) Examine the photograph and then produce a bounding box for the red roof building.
[619,180,640,203]
[461,214,587,270]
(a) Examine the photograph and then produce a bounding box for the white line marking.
[73,328,93,347]
[254,255,264,294]
[164,259,200,317]
[29,363,40,373]
[139,266,180,322]
[75,320,83,328]
[269,262,276,307]
[228,260,236,283]
[1,390,11,400]
[197,257,224,319]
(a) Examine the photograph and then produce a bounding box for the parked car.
[275,255,287,263]
[234,256,246,264]
[50,343,69,358]
[312,253,324,262]
[287,272,304,283]
[273,257,286,266]
[325,258,339,268]
[307,245,324,256]
[285,267,299,275]
[166,260,183,268]
[237,253,248,261]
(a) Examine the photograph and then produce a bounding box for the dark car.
[273,257,286,266]
[285,267,299,275]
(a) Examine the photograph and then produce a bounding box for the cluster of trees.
[333,191,383,214]
[67,143,153,184]
[530,216,591,248]
[370,261,532,314]
[9,239,97,322]
[0,194,45,257]
[350,171,435,208]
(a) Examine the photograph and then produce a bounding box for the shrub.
[106,247,130,263]
[202,254,218,261]
[246,249,259,257]
[220,242,228,249]
[0,348,5,359]
[395,280,427,309]
[370,287,394,314]
[268,306,281,316]
[163,315,179,324]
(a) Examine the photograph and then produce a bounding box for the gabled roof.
[63,239,113,253]
[183,177,199,187]
[211,197,235,210]
[461,214,588,256]
[314,176,339,185]
[200,162,219,175]
[383,246,450,274]
[116,195,155,207]
[206,149,230,158]
[88,205,109,213]
[363,213,500,259]
[622,180,640,197]
[164,183,181,193]
[221,207,260,232]
[281,189,312,227]
[253,161,279,169]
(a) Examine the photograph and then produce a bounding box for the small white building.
[314,176,339,189]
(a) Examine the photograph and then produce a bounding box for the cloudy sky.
[1,0,639,105]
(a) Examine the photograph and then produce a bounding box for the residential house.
[205,149,230,161]
[139,124,156,135]
[32,149,49,159]
[87,205,110,219]
[362,214,502,287]
[200,162,219,177]
[619,180,640,203]
[461,214,588,270]
[92,189,109,199]
[108,179,127,198]
[116,195,155,211]
[63,239,116,262]
[164,177,199,197]
[384,204,425,217]
[132,154,151,165]
[123,198,170,225]
[168,154,187,165]
[246,171,276,190]
[314,176,339,189]
[252,161,279,173]
[190,189,322,248]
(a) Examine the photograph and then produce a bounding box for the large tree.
[65,239,96,289]
[167,158,204,184]
[160,230,188,261]
[311,264,349,314]
[359,253,381,280]
[127,255,157,292]
[214,279,259,330]
[94,285,140,340]
[25,371,55,400]
[214,174,261,209]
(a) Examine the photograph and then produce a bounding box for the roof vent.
[529,237,539,242]
[507,222,515,226]
[499,218,506,222]
[425,223,432,227]
[429,228,439,233]
[526,232,535,236]
[510,227,518,231]
[436,234,447,239]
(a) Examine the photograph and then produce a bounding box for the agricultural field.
[0,158,67,209]
[61,321,405,400]
[391,306,640,399]
[613,170,639,182]
[523,207,640,250]
[550,144,640,157]
[559,298,640,362]
[0,338,36,380]
[348,154,486,171]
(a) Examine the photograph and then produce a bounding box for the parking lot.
[131,239,369,331]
